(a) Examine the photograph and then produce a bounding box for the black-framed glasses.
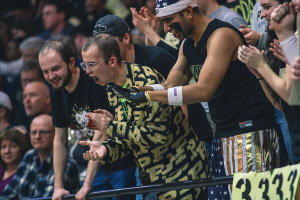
[80,62,97,72]
[30,130,54,135]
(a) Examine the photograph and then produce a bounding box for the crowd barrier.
[28,163,300,200]
[30,176,233,200]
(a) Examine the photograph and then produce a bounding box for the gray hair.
[20,36,45,54]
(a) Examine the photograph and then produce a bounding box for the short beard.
[170,22,186,38]
[53,67,72,90]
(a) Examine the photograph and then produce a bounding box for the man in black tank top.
[111,0,280,199]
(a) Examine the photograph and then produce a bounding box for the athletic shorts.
[208,128,279,200]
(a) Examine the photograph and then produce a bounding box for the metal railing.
[31,176,233,200]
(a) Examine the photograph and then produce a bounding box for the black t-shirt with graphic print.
[50,68,135,170]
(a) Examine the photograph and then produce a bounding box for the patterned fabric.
[0,166,14,194]
[155,0,197,17]
[102,63,208,199]
[208,129,279,200]
[93,15,130,36]
[1,149,79,200]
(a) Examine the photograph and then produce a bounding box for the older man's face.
[30,116,54,152]
[23,83,49,117]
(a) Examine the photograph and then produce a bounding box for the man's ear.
[185,6,194,18]
[46,96,51,105]
[58,12,66,22]
[123,33,131,44]
[109,56,119,68]
[0,107,5,118]
[68,57,76,70]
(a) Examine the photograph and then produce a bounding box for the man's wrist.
[54,185,64,190]
[149,84,165,91]
[82,181,93,187]
[144,28,161,46]
[145,91,152,102]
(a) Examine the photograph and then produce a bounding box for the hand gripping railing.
[30,176,233,200]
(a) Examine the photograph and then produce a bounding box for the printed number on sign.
[232,164,300,200]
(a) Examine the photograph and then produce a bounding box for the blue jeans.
[274,108,294,164]
[135,168,143,200]
[92,167,136,200]
[135,168,158,200]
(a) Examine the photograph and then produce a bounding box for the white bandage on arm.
[149,84,165,91]
[168,86,183,106]
[280,34,299,66]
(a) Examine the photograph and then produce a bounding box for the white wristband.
[168,86,183,106]
[149,84,165,91]
[280,35,299,66]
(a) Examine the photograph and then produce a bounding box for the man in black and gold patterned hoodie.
[80,33,208,200]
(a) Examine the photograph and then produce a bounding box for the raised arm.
[239,24,262,46]
[271,2,295,42]
[271,2,298,66]
[131,7,162,46]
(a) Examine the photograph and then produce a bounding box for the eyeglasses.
[30,130,54,135]
[80,62,97,72]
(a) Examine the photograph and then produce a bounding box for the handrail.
[30,176,233,200]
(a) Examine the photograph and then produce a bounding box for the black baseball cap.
[93,15,130,36]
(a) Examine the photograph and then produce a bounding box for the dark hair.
[11,19,34,37]
[0,129,31,167]
[39,40,75,65]
[21,60,44,79]
[265,0,294,104]
[179,6,199,17]
[83,34,122,64]
[44,0,71,19]
[72,24,93,38]
[277,0,291,4]
[115,34,133,44]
